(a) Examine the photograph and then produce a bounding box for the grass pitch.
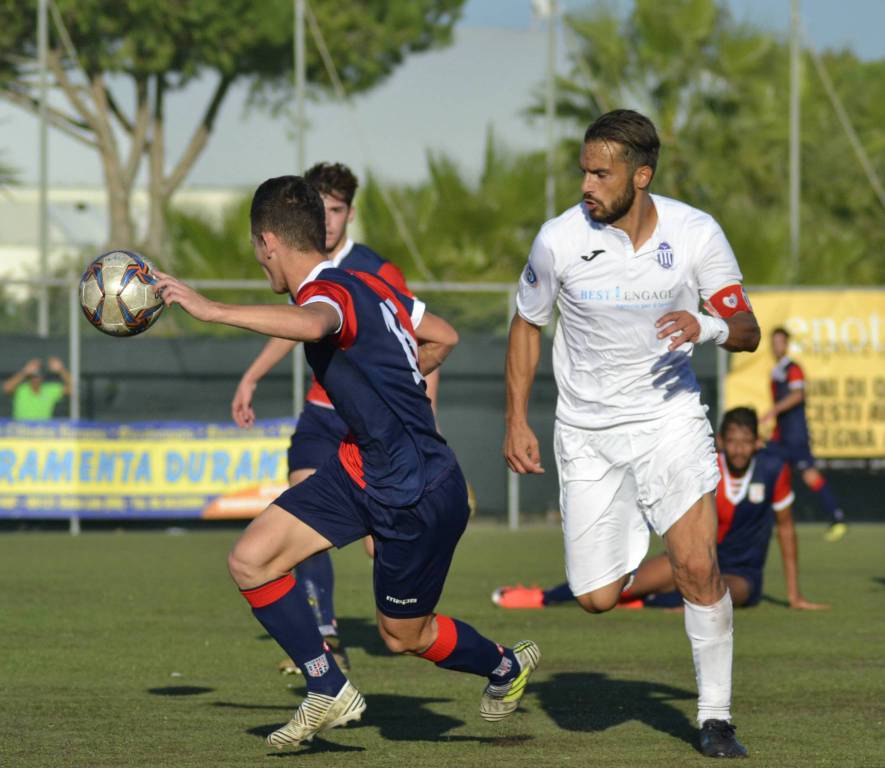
[1,523,883,767]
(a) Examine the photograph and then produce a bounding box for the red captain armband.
[704,284,753,319]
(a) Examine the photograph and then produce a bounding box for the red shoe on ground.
[491,585,545,609]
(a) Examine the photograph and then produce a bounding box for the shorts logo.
[655,242,674,270]
[749,483,765,504]
[385,595,418,606]
[723,293,738,309]
[304,653,330,677]
[524,264,538,286]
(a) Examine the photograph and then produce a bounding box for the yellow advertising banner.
[0,419,294,519]
[725,290,885,459]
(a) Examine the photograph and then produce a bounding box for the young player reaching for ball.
[155,176,539,750]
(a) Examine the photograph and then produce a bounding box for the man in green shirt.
[3,357,72,420]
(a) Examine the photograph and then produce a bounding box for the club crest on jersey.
[655,242,674,270]
[524,263,538,286]
[749,483,765,504]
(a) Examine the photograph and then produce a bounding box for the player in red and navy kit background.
[493,408,828,612]
[156,176,539,750]
[762,327,847,542]
[230,163,434,671]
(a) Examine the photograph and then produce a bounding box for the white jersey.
[517,194,743,429]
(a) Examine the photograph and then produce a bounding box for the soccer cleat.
[479,640,541,722]
[266,680,366,750]
[823,522,847,543]
[699,719,748,758]
[491,585,544,609]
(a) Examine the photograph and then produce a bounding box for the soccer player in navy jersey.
[231,163,436,672]
[762,327,847,542]
[155,176,539,750]
[494,408,829,612]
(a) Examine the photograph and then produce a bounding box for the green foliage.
[553,0,885,285]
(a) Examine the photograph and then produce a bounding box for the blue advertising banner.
[0,419,295,519]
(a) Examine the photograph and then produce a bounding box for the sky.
[0,0,882,189]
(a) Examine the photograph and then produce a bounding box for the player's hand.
[46,356,64,374]
[231,378,257,428]
[790,596,830,611]
[23,358,41,376]
[504,420,544,474]
[656,310,700,351]
[154,271,220,323]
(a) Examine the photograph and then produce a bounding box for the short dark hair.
[305,162,359,206]
[250,175,325,252]
[719,407,758,438]
[584,109,660,174]
[771,326,790,339]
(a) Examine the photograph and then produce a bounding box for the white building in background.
[0,185,246,282]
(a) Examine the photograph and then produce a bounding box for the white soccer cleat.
[479,640,541,722]
[266,680,366,749]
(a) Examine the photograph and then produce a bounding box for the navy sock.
[295,551,337,635]
[419,615,520,684]
[543,582,575,606]
[813,480,843,522]
[241,574,346,696]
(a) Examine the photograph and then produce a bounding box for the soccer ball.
[79,250,164,336]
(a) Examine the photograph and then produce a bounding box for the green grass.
[1,523,883,767]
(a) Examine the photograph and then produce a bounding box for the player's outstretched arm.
[774,504,830,610]
[414,311,458,376]
[232,337,298,428]
[503,313,544,474]
[154,272,340,343]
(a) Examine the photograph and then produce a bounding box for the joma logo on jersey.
[655,242,675,270]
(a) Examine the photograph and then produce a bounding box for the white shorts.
[554,412,720,596]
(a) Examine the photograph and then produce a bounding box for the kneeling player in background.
[494,408,829,612]
[156,175,539,751]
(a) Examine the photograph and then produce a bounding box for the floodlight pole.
[789,0,801,281]
[37,0,50,337]
[545,0,557,220]
[292,0,307,417]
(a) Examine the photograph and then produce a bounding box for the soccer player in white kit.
[504,110,760,759]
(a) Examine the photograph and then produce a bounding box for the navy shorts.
[273,457,470,619]
[766,439,815,471]
[287,403,348,473]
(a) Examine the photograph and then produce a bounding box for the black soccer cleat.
[699,719,748,758]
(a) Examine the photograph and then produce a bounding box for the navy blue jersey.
[295,264,453,508]
[304,241,410,409]
[770,357,810,446]
[715,449,794,573]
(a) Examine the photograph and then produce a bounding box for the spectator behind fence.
[2,357,72,420]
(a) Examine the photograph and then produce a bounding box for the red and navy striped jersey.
[304,242,411,409]
[295,264,454,508]
[715,449,794,572]
[770,357,809,445]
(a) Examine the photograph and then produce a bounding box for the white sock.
[684,590,733,726]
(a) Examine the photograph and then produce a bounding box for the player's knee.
[377,625,421,655]
[227,542,264,587]
[575,591,618,614]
